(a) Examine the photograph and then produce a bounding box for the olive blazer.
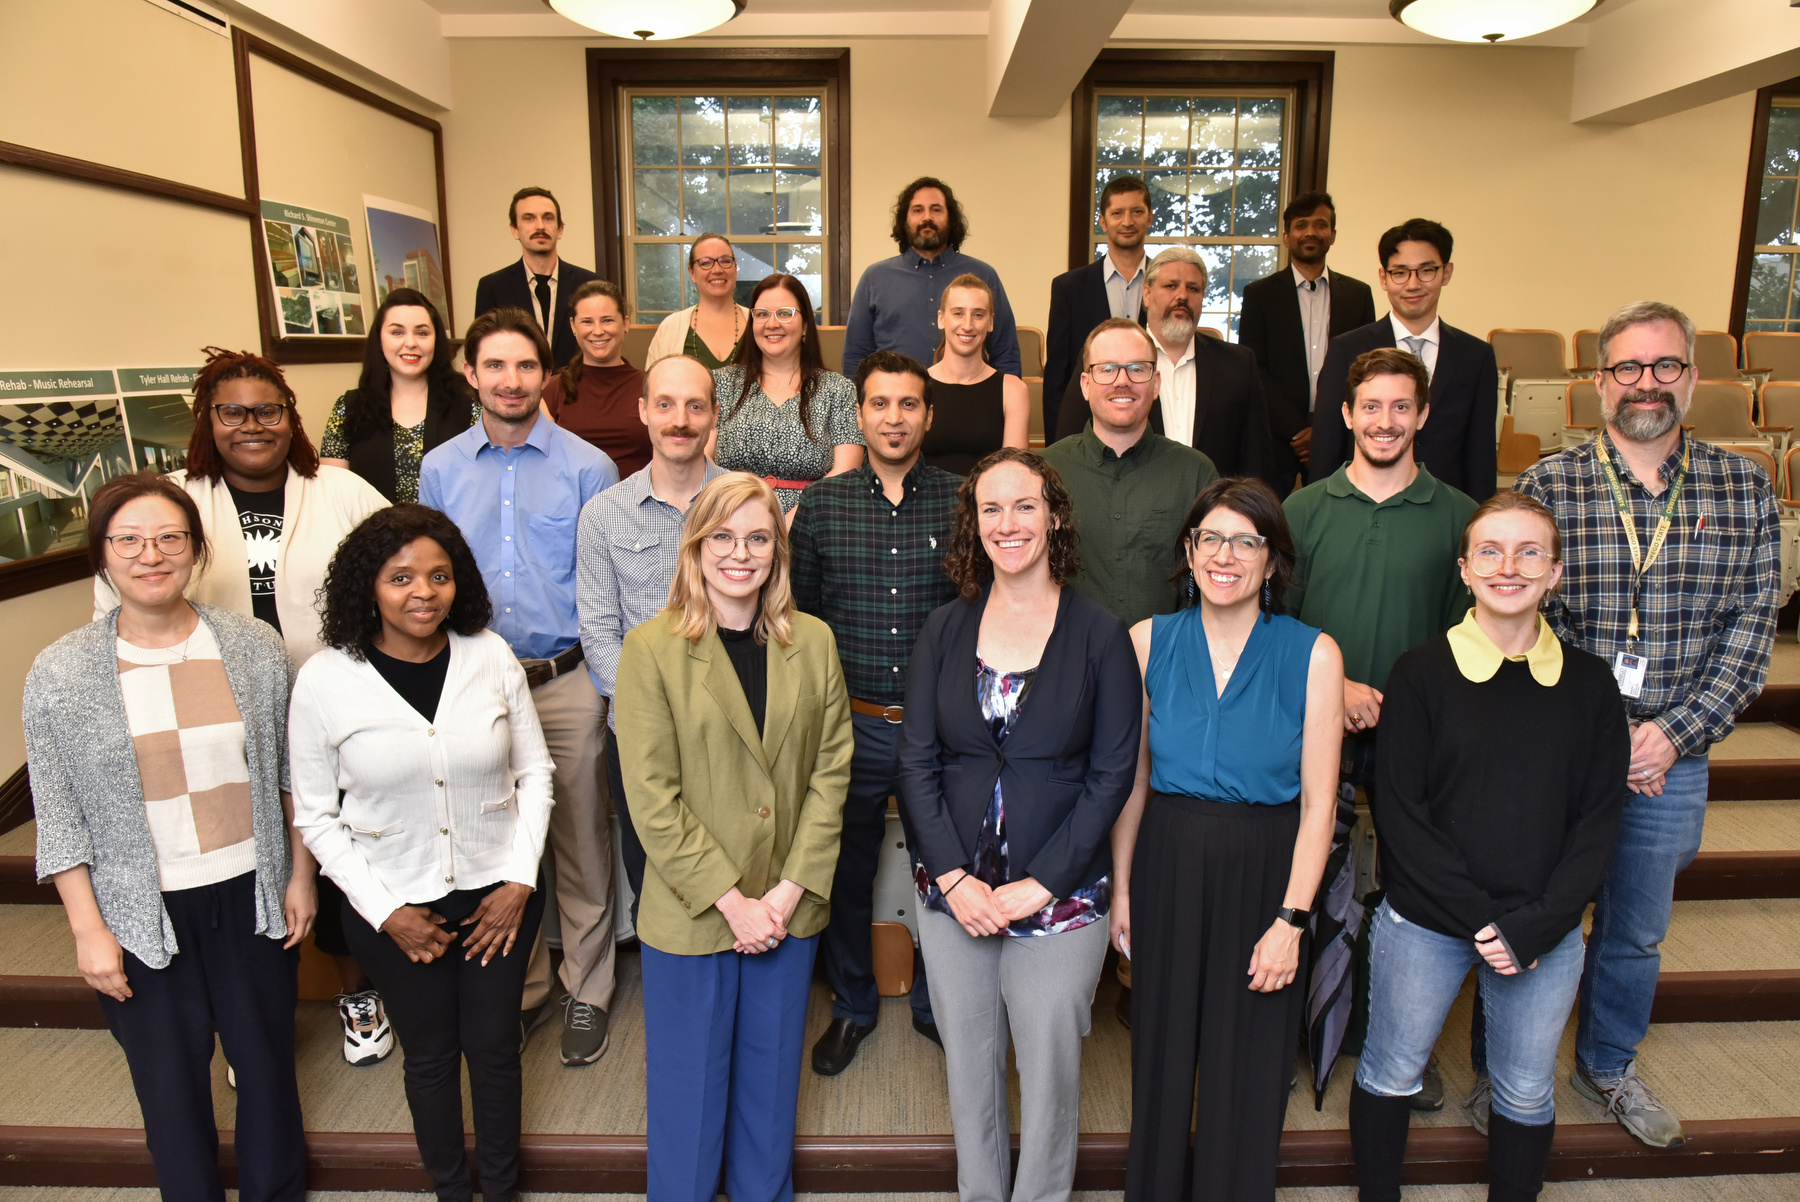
[615,609,854,955]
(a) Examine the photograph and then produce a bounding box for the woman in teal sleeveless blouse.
[1112,477,1344,1202]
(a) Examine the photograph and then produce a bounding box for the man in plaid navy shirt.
[1516,301,1780,1148]
[790,350,962,1075]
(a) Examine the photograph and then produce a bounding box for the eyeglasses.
[106,531,192,558]
[1383,264,1443,284]
[1598,358,1690,387]
[1087,361,1156,384]
[693,255,736,270]
[705,530,775,557]
[1189,528,1267,556]
[213,402,290,427]
[752,307,800,323]
[1468,548,1553,578]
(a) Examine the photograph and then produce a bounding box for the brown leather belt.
[850,698,904,723]
[519,643,586,690]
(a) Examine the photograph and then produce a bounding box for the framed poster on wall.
[364,194,449,325]
[261,199,367,337]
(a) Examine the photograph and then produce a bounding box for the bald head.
[641,353,716,468]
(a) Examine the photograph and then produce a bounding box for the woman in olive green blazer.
[615,471,852,1202]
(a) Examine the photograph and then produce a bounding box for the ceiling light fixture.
[1389,0,1599,44]
[546,0,747,42]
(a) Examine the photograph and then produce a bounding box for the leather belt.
[519,643,586,690]
[763,476,815,491]
[850,698,904,724]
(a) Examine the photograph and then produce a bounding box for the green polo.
[1042,423,1219,626]
[1283,463,1475,692]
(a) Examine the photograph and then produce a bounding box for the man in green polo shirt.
[1043,317,1218,626]
[1285,344,1476,1114]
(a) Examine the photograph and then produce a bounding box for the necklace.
[692,302,742,352]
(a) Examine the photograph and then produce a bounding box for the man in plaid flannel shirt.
[1515,301,1780,1148]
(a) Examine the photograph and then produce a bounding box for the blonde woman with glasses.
[615,472,854,1202]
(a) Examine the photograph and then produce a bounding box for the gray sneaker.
[1571,1060,1685,1148]
[1411,1055,1446,1111]
[1465,1073,1492,1137]
[560,995,610,1066]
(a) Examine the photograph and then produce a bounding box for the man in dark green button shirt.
[1042,318,1219,627]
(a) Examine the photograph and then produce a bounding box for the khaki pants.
[522,668,617,1012]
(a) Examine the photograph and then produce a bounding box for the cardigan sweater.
[25,604,295,968]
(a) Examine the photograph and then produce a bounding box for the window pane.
[1237,98,1285,168]
[1758,178,1798,246]
[727,96,772,166]
[1189,171,1233,236]
[635,243,684,316]
[1097,95,1143,166]
[634,169,681,236]
[680,96,726,166]
[683,169,728,235]
[1749,253,1795,322]
[1232,245,1277,304]
[735,243,777,293]
[1191,98,1236,169]
[1146,171,1188,236]
[632,96,678,166]
[1767,105,1800,178]
[728,168,775,234]
[1196,245,1231,311]
[1095,169,1115,235]
[1144,97,1189,167]
[776,169,823,235]
[775,243,825,313]
[774,96,821,166]
[1233,171,1279,236]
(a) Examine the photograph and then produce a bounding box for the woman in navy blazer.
[899,447,1141,1202]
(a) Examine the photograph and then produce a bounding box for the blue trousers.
[1576,752,1709,1078]
[642,933,818,1202]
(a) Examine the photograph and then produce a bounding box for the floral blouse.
[916,656,1110,936]
[711,366,863,512]
[319,394,482,505]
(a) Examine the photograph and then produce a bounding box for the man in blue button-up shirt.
[841,176,1022,383]
[420,306,620,1067]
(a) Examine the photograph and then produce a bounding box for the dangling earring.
[1262,579,1273,613]
[1186,573,1199,604]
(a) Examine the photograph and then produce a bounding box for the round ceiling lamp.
[546,0,746,41]
[1389,0,1599,44]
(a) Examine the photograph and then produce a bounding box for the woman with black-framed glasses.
[645,233,753,370]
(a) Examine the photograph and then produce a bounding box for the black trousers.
[98,870,306,1202]
[605,725,647,926]
[820,710,932,1026]
[342,880,545,1202]
[1127,793,1306,1202]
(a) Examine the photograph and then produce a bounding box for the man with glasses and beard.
[1308,218,1498,499]
[1515,301,1779,1149]
[842,176,1022,384]
[1053,248,1267,480]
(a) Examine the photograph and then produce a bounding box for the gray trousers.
[918,908,1109,1202]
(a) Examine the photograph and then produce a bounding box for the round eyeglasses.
[106,531,193,559]
[706,530,775,558]
[213,402,290,427]
[1468,548,1552,578]
[1087,361,1155,385]
[1598,358,1689,387]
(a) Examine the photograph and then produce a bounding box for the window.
[1747,99,1800,333]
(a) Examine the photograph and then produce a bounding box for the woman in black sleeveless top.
[922,274,1029,475]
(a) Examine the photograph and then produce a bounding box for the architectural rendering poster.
[364,194,449,327]
[262,199,366,337]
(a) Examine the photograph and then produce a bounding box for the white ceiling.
[419,0,1640,16]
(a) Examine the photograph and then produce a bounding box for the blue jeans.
[1576,752,1709,1079]
[1356,900,1585,1125]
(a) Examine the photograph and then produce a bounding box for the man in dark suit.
[1042,175,1149,438]
[473,187,601,370]
[1053,246,1265,478]
[1238,191,1377,496]
[1308,217,1498,499]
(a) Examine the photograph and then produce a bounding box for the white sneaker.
[335,989,394,1066]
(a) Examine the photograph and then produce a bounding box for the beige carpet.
[1702,799,1800,851]
[1709,722,1800,760]
[1764,632,1800,685]
[0,820,36,857]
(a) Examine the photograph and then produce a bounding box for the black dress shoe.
[812,1016,875,1076]
[912,1015,943,1049]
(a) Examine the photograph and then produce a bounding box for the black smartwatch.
[1276,906,1310,930]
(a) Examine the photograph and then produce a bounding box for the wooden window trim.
[585,48,851,324]
[1731,76,1800,341]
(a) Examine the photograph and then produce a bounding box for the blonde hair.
[934,272,994,365]
[664,472,796,646]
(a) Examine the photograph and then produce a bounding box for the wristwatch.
[1276,906,1311,930]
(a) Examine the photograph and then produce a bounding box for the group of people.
[22,170,1780,1202]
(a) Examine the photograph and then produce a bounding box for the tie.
[1402,334,1429,376]
[534,273,552,330]
[1303,278,1316,292]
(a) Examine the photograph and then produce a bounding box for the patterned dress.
[711,366,863,512]
[319,394,482,505]
[917,656,1110,936]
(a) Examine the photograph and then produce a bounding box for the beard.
[1289,238,1326,265]
[1158,305,1197,348]
[1354,429,1411,467]
[1604,388,1684,441]
[910,222,945,252]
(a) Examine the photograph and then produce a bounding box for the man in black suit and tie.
[1052,246,1266,478]
[473,187,601,370]
[1237,191,1377,496]
[1042,176,1149,438]
[1308,217,1498,499]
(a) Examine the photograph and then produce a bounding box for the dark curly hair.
[890,176,968,254]
[317,504,492,658]
[1173,477,1297,619]
[186,347,319,483]
[944,448,1081,601]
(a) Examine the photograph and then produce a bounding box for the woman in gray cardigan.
[24,472,314,1202]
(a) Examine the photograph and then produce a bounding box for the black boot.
[1487,1112,1555,1201]
[1350,1081,1412,1202]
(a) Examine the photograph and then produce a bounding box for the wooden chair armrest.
[1759,425,1794,434]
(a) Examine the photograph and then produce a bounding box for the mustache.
[1622,388,1676,408]
[661,426,701,439]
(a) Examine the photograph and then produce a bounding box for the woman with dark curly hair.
[897,447,1141,1202]
[289,504,555,1202]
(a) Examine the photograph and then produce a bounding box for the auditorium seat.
[1574,328,1601,373]
[1688,381,1765,451]
[624,324,657,367]
[1696,330,1745,381]
[1016,326,1045,379]
[816,325,846,375]
[1746,331,1800,382]
[1491,329,1570,451]
[1564,379,1602,442]
[1489,329,1569,381]
[1721,442,1778,489]
[1026,377,1045,447]
[1763,382,1800,455]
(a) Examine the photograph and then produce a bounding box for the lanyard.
[1594,433,1689,642]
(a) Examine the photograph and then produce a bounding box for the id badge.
[1613,650,1646,698]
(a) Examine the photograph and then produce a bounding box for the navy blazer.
[898,585,1142,900]
[1307,317,1499,500]
[1044,258,1115,438]
[473,257,602,370]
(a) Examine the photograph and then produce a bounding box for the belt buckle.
[882,705,904,724]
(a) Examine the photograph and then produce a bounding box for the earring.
[1186,573,1199,604]
[1262,579,1273,611]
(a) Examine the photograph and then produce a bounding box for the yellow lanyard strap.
[1595,434,1689,641]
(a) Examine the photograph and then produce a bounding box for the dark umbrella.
[1304,779,1367,1109]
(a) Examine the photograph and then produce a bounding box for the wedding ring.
[765,937,777,949]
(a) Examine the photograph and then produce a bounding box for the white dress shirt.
[525,260,561,334]
[1103,249,1146,321]
[1155,336,1198,446]
[289,629,555,930]
[1294,265,1331,409]
[1389,313,1441,380]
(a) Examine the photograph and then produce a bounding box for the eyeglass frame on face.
[752,307,800,324]
[692,254,736,271]
[1087,360,1156,385]
[211,401,291,427]
[704,529,776,558]
[1383,263,1443,284]
[1466,547,1553,579]
[1597,358,1691,387]
[105,531,193,559]
[1189,528,1268,556]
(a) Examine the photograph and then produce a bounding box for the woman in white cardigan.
[644,233,751,371]
[291,504,554,1202]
